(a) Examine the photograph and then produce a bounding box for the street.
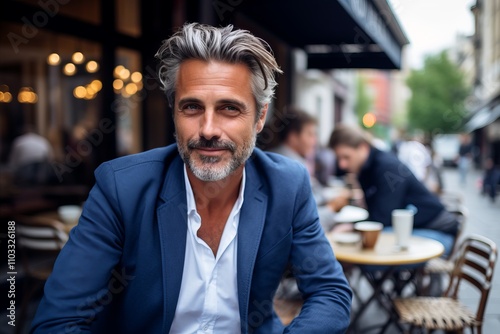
[441,166,500,333]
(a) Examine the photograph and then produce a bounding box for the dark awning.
[238,0,409,69]
[466,102,500,132]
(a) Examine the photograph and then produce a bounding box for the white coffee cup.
[392,209,414,249]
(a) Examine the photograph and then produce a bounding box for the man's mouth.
[195,147,227,156]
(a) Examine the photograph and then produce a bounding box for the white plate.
[334,205,369,223]
[331,232,361,245]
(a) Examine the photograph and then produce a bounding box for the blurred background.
[1,0,499,332]
[1,0,498,203]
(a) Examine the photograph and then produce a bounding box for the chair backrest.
[445,206,468,261]
[16,215,68,251]
[440,191,463,212]
[445,235,497,325]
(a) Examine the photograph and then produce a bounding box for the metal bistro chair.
[15,214,69,334]
[439,191,464,213]
[394,234,497,334]
[417,206,468,296]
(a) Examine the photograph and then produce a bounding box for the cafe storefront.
[0,0,407,189]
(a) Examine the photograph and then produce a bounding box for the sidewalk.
[440,167,500,332]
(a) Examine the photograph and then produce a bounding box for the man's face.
[334,144,368,174]
[291,123,317,158]
[174,59,267,182]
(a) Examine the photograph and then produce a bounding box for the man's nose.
[339,159,348,170]
[199,110,222,140]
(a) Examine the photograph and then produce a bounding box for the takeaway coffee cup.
[354,221,383,249]
[392,209,414,250]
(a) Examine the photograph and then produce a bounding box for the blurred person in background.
[8,124,56,185]
[482,157,499,203]
[424,143,444,195]
[269,107,317,177]
[269,108,350,231]
[457,133,473,185]
[328,124,459,257]
[31,23,351,334]
[315,144,337,186]
[62,120,99,185]
[397,135,432,182]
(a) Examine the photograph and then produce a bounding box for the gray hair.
[155,23,282,117]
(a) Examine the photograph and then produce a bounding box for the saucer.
[331,232,361,245]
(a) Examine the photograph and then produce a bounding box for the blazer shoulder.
[250,149,310,195]
[93,144,180,190]
[252,148,308,176]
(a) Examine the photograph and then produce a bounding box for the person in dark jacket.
[328,124,459,256]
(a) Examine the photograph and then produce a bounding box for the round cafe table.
[328,232,444,333]
[329,232,444,265]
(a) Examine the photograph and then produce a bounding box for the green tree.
[406,51,469,137]
[354,76,373,126]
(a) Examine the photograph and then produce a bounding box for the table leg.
[348,268,394,333]
[372,269,418,333]
[350,268,419,334]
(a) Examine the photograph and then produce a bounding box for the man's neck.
[186,166,244,213]
[357,146,373,175]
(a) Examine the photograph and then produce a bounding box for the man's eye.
[180,104,202,113]
[220,105,241,114]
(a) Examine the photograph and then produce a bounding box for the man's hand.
[327,189,351,212]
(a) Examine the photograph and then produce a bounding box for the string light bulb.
[86,60,99,73]
[63,63,77,76]
[72,52,85,64]
[47,53,61,65]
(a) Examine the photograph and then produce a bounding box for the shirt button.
[203,324,209,331]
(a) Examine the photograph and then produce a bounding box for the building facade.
[0,0,408,187]
[467,0,500,167]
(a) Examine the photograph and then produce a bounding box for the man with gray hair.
[31,23,351,334]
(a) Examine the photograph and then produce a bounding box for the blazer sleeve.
[284,168,352,334]
[30,162,125,333]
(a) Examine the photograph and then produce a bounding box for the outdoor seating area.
[271,168,499,333]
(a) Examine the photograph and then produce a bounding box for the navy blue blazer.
[31,145,351,333]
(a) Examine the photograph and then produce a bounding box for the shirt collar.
[183,165,246,217]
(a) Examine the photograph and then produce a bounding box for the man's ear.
[360,142,371,156]
[256,104,268,133]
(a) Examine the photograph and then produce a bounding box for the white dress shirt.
[169,165,245,334]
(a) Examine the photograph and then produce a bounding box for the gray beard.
[177,135,256,182]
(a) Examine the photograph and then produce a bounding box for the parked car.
[433,134,460,167]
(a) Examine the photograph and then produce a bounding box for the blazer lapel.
[156,156,188,333]
[237,159,268,333]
